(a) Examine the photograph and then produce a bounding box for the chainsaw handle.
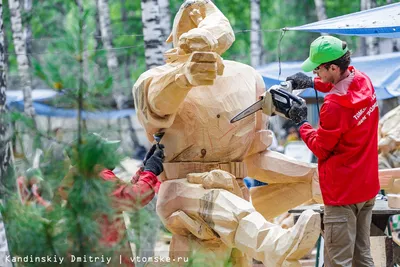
[272,88,303,105]
[288,92,303,105]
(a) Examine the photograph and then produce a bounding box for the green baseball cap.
[26,168,44,181]
[301,36,349,72]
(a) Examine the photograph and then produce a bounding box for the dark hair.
[324,42,351,74]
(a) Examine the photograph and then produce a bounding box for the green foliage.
[28,1,116,109]
[214,0,251,63]
[3,1,398,266]
[1,197,69,266]
[2,129,124,266]
[65,177,115,248]
[67,133,123,175]
[3,0,398,88]
[110,0,146,86]
[259,0,318,62]
[183,249,232,267]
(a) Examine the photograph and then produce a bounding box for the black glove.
[288,102,308,125]
[286,72,313,90]
[143,144,157,165]
[144,144,165,176]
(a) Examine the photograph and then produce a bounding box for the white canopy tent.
[287,2,400,38]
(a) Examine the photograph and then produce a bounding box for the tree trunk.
[0,2,13,265]
[24,0,32,55]
[250,0,262,67]
[94,0,102,51]
[97,0,118,73]
[0,212,12,267]
[0,0,14,192]
[120,0,130,85]
[124,54,131,86]
[141,0,164,69]
[98,0,142,151]
[361,0,379,56]
[120,0,127,23]
[97,0,124,108]
[314,0,328,37]
[9,0,34,117]
[314,0,327,21]
[158,0,172,51]
[76,0,85,144]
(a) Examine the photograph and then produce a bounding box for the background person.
[59,133,165,266]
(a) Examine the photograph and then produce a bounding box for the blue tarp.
[287,3,400,38]
[6,89,136,119]
[257,52,400,100]
[8,101,136,119]
[6,89,58,103]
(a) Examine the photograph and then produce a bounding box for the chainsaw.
[230,81,306,123]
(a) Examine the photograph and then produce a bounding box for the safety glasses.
[314,63,327,71]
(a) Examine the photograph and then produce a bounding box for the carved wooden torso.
[167,61,263,162]
[135,60,265,163]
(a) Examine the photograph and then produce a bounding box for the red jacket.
[98,169,160,267]
[17,176,51,208]
[60,168,159,266]
[98,169,159,246]
[299,67,380,205]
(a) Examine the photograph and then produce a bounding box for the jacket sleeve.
[299,101,346,161]
[314,77,334,93]
[32,184,51,208]
[112,170,159,209]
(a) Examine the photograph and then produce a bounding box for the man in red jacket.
[286,36,380,267]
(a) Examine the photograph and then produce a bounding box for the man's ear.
[330,64,339,72]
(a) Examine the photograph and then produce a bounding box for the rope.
[4,44,145,56]
[277,28,287,81]
[1,28,285,42]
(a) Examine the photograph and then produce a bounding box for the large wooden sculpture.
[133,0,320,266]
[377,105,400,207]
[378,105,400,170]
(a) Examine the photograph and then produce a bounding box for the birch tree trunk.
[97,0,123,108]
[0,2,13,265]
[97,0,141,152]
[361,0,379,56]
[0,0,12,187]
[0,212,12,267]
[314,0,327,21]
[141,0,164,69]
[94,0,102,51]
[158,0,172,51]
[9,0,34,116]
[120,0,131,85]
[24,0,32,55]
[250,0,262,67]
[314,0,328,37]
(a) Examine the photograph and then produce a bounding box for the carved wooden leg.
[157,179,320,267]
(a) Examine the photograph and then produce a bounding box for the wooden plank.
[289,199,400,215]
[370,236,386,267]
[251,183,312,220]
[289,204,324,214]
[385,237,394,267]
